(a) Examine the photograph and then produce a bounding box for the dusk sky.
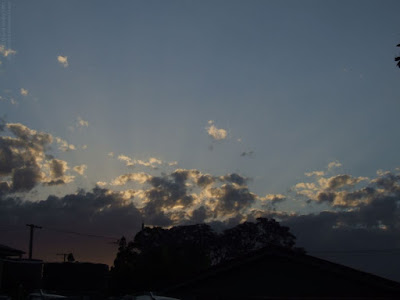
[1,0,400,281]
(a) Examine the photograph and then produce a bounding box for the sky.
[1,0,400,281]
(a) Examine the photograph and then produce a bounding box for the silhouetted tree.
[110,219,300,293]
[110,236,138,295]
[395,44,400,68]
[67,253,75,262]
[129,224,216,291]
[214,218,297,264]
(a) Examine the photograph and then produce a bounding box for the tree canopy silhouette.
[110,218,302,294]
[395,44,400,68]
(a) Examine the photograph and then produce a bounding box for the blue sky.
[1,0,400,280]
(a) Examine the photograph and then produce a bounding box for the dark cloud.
[0,123,75,194]
[240,151,254,157]
[2,162,400,281]
[50,159,67,178]
[142,171,195,226]
[317,191,336,203]
[196,174,215,188]
[210,184,256,217]
[0,187,142,264]
[11,166,42,192]
[0,118,5,131]
[189,206,209,224]
[219,173,248,186]
[373,172,400,193]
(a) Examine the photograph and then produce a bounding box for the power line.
[1,224,120,242]
[42,227,120,241]
[309,248,400,255]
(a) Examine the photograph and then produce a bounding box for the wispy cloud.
[328,161,342,170]
[57,55,68,67]
[116,153,175,169]
[304,170,325,177]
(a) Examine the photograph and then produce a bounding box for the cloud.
[73,164,87,175]
[77,117,89,128]
[260,194,286,206]
[111,172,152,186]
[0,123,79,193]
[206,121,227,140]
[209,183,256,218]
[328,161,342,170]
[57,55,68,67]
[319,174,368,190]
[240,151,254,157]
[107,168,255,225]
[11,166,43,192]
[0,45,16,57]
[0,187,142,264]
[2,154,400,280]
[305,171,325,177]
[49,159,69,178]
[20,88,28,96]
[219,173,248,186]
[55,137,76,152]
[117,154,168,169]
[42,159,74,186]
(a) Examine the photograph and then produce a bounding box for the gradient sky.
[1,0,400,281]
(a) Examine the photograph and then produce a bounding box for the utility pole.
[56,253,68,262]
[26,224,42,259]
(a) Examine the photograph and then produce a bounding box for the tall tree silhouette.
[395,44,400,68]
[110,218,301,293]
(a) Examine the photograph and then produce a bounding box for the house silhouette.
[162,246,400,300]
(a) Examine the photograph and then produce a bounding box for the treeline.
[109,217,303,294]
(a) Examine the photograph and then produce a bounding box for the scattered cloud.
[0,122,83,194]
[206,120,227,140]
[305,170,325,177]
[0,123,51,192]
[1,123,400,276]
[20,88,28,96]
[260,194,286,205]
[57,55,68,67]
[328,161,342,170]
[117,154,172,169]
[111,172,152,186]
[0,45,16,57]
[55,137,76,152]
[73,164,87,175]
[43,159,75,186]
[77,117,89,128]
[240,151,254,157]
